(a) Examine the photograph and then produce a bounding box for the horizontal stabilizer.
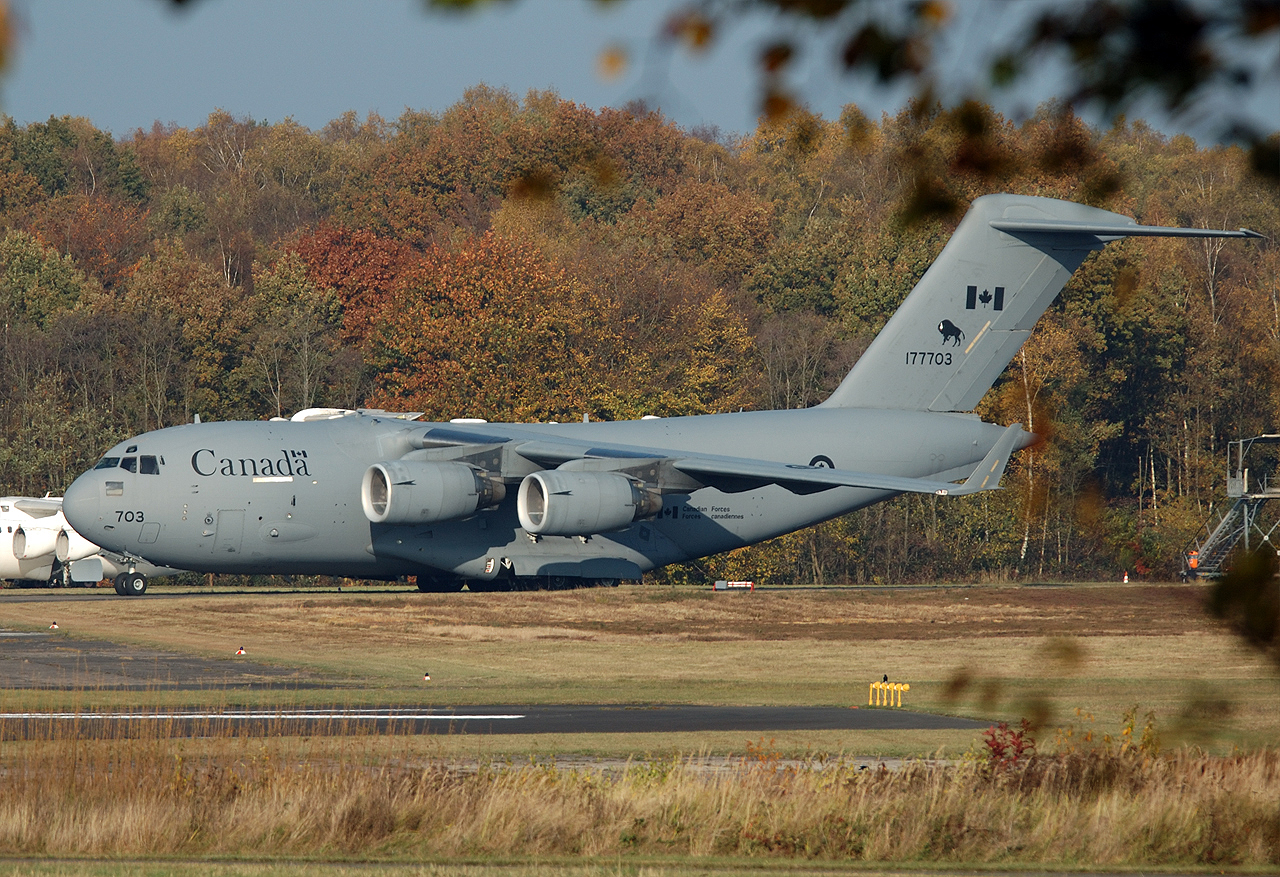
[990,219,1263,240]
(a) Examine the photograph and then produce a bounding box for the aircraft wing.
[465,422,1022,497]
[669,422,1022,496]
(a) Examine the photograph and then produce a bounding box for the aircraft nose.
[62,472,100,534]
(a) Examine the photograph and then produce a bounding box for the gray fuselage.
[62,408,1014,581]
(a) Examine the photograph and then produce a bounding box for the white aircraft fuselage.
[0,496,168,586]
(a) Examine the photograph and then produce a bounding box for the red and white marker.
[424,671,431,681]
[235,646,246,655]
[49,621,58,630]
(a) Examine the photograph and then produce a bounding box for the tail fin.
[822,194,1261,411]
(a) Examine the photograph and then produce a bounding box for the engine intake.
[56,528,100,562]
[362,460,505,525]
[13,527,57,560]
[517,470,662,536]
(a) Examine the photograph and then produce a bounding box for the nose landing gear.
[113,572,148,596]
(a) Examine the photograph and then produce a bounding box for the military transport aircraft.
[61,194,1261,595]
[0,496,177,591]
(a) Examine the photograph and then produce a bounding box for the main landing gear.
[113,572,147,596]
[416,576,465,593]
[465,576,622,592]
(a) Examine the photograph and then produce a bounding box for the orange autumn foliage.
[292,223,420,347]
[366,233,627,422]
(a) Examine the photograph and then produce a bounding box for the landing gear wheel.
[113,574,127,596]
[549,575,573,591]
[122,572,147,596]
[595,578,620,589]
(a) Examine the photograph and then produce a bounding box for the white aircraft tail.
[822,194,1261,412]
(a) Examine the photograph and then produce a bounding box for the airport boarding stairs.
[1184,435,1280,580]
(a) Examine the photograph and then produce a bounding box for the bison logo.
[938,319,965,346]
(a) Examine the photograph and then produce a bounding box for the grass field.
[2,581,1277,753]
[3,581,1280,871]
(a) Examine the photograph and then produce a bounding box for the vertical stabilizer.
[821,194,1260,411]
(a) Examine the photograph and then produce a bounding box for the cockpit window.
[140,455,160,475]
[120,456,138,473]
[94,457,121,470]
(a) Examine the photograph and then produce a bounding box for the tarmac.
[1,627,984,738]
[0,701,984,739]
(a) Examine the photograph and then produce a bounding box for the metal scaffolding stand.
[1184,435,1280,580]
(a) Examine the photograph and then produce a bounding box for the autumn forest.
[0,88,1276,584]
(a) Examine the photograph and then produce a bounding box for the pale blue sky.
[3,0,1275,140]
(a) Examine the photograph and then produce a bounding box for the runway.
[0,703,984,738]
[0,629,984,737]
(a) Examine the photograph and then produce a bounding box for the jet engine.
[517,470,662,537]
[13,527,58,560]
[361,460,505,525]
[56,528,100,562]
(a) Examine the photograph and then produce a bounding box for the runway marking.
[1,710,525,721]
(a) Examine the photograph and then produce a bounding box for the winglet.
[937,423,1023,496]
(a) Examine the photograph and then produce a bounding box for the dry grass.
[0,863,1010,876]
[1,719,1279,867]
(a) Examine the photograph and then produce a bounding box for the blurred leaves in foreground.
[1209,548,1280,668]
[406,0,1280,224]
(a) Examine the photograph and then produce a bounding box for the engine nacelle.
[517,470,662,536]
[56,528,100,562]
[361,460,505,525]
[13,527,58,560]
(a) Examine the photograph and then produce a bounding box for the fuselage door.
[214,510,245,555]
